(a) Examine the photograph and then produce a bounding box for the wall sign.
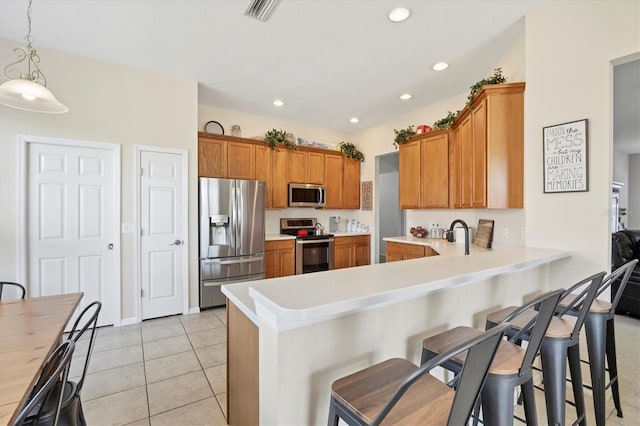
[361,181,372,210]
[543,119,589,193]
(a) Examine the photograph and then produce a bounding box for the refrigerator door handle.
[230,181,237,253]
[203,256,264,266]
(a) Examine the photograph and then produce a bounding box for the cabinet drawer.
[386,241,425,257]
[266,239,295,251]
[334,235,369,246]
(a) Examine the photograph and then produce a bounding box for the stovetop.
[280,218,333,240]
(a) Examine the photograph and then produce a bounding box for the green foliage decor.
[393,125,416,149]
[432,110,461,131]
[467,67,507,105]
[264,129,296,150]
[339,141,365,162]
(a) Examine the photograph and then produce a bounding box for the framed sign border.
[542,118,589,194]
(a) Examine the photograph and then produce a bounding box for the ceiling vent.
[245,0,281,21]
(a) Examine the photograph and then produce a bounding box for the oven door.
[295,238,334,274]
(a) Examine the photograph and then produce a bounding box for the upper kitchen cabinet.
[228,141,256,180]
[452,82,525,208]
[271,148,289,209]
[324,155,343,209]
[289,151,325,184]
[343,158,361,209]
[255,145,272,207]
[399,130,449,209]
[199,135,227,177]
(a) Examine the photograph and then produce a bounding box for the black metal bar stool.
[557,260,638,426]
[0,281,26,299]
[328,324,509,426]
[421,289,564,426]
[485,272,605,426]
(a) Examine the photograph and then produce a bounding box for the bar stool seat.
[487,307,576,338]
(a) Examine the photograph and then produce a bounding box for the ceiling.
[1,0,551,133]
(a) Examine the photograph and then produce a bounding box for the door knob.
[107,243,114,250]
[170,239,183,246]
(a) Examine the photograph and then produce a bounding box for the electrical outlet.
[121,223,136,234]
[502,227,509,239]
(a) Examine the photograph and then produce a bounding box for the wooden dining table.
[0,292,82,425]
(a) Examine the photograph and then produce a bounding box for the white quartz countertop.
[265,234,296,241]
[222,246,571,331]
[384,236,490,257]
[332,232,371,237]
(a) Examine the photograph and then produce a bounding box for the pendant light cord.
[25,0,34,46]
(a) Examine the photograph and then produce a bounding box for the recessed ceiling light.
[400,93,413,100]
[388,7,411,22]
[350,117,360,123]
[432,62,449,71]
[273,99,284,106]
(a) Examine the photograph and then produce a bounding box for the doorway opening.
[375,152,405,263]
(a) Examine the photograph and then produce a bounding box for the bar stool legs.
[584,313,610,426]
[606,317,623,418]
[480,377,537,426]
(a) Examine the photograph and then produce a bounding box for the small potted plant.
[393,125,416,149]
[467,67,507,105]
[339,141,365,162]
[432,110,460,130]
[264,129,296,150]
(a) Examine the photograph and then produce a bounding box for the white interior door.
[27,141,116,327]
[140,150,185,320]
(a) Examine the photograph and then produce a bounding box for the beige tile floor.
[74,308,639,425]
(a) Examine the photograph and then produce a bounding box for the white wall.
[613,150,629,210]
[0,38,198,321]
[629,154,640,229]
[524,0,640,285]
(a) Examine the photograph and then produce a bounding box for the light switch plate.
[121,223,136,234]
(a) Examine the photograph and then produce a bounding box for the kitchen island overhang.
[222,245,573,425]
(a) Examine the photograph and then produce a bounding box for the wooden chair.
[421,289,564,426]
[485,272,605,426]
[328,323,510,426]
[558,260,638,426]
[12,340,75,426]
[0,281,26,300]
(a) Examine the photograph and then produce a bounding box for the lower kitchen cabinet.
[386,241,438,262]
[265,239,295,278]
[334,235,370,269]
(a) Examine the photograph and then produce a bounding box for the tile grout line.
[141,322,152,424]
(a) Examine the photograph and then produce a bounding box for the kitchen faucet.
[448,219,470,255]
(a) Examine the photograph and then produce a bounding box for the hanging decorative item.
[0,0,68,113]
[204,120,224,135]
[361,181,373,211]
[543,119,589,193]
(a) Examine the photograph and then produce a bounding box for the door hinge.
[140,167,144,177]
[140,228,143,237]
[141,289,144,297]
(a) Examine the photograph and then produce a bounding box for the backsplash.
[265,209,367,234]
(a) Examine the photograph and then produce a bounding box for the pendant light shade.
[0,78,68,113]
[0,0,68,114]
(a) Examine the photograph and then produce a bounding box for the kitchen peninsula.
[221,244,571,425]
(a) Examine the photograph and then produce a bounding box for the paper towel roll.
[455,227,474,243]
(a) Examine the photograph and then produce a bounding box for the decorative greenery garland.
[393,125,417,149]
[264,129,296,150]
[432,110,461,131]
[339,141,365,162]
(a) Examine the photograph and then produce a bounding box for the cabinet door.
[471,98,487,208]
[264,249,279,279]
[449,126,461,208]
[199,139,227,177]
[307,152,325,184]
[279,249,295,277]
[385,252,403,263]
[343,158,361,210]
[355,236,370,266]
[334,243,354,269]
[399,140,421,209]
[459,114,473,208]
[255,145,272,208]
[420,133,449,208]
[324,155,343,209]
[272,149,289,208]
[228,142,256,180]
[288,150,307,183]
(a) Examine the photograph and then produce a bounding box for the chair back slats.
[12,340,75,426]
[370,324,510,426]
[0,282,26,300]
[558,272,606,340]
[604,259,638,313]
[499,289,564,376]
[67,301,102,392]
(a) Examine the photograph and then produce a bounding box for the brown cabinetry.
[386,241,438,262]
[271,148,289,209]
[265,239,295,278]
[228,141,256,180]
[334,235,370,269]
[289,151,325,184]
[399,131,449,209]
[199,137,227,178]
[324,155,343,209]
[342,158,361,209]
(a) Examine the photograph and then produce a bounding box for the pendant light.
[0,0,68,113]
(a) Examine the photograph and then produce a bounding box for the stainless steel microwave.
[288,183,326,208]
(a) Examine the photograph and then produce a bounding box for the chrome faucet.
[448,219,470,255]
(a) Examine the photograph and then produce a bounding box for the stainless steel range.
[280,218,334,274]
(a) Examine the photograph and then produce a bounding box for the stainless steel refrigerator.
[199,178,266,308]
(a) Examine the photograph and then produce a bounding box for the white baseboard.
[119,317,139,326]
[188,307,201,314]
